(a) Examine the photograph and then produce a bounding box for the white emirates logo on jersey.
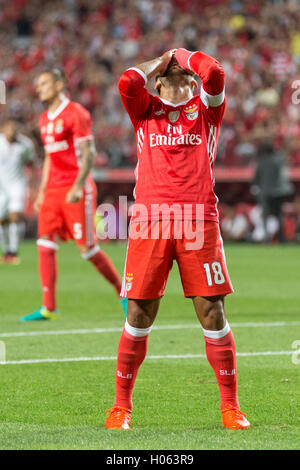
[149,124,201,148]
[44,140,69,153]
[150,133,202,147]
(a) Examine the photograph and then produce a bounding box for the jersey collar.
[47,95,70,120]
[158,96,193,108]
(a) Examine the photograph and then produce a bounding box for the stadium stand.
[0,0,299,241]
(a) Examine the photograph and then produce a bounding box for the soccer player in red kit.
[105,50,250,430]
[20,68,122,321]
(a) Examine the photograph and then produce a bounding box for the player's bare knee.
[127,299,159,329]
[127,303,151,329]
[206,301,225,330]
[78,245,90,254]
[79,245,99,260]
[39,234,60,244]
[9,212,21,223]
[208,303,225,329]
[198,296,226,330]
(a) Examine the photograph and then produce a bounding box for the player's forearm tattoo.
[75,139,96,187]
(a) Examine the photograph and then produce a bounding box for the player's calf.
[80,245,122,296]
[20,238,59,321]
[193,295,226,330]
[105,315,153,429]
[193,295,250,428]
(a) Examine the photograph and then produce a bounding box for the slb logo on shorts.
[125,272,133,291]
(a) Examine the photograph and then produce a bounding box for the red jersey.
[39,98,93,188]
[118,51,226,221]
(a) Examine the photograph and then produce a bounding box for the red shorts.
[120,220,233,299]
[38,180,97,246]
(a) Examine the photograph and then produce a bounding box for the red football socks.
[83,247,122,296]
[204,324,239,410]
[37,240,58,312]
[114,323,151,411]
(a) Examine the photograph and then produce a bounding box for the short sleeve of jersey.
[70,104,93,142]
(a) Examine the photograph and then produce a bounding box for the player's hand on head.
[66,184,83,204]
[159,49,177,75]
[174,48,192,72]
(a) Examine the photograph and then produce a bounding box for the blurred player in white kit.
[0,118,35,264]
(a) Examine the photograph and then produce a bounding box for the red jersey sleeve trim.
[118,69,147,97]
[127,67,148,85]
[187,51,197,70]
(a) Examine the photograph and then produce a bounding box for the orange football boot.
[221,405,250,430]
[105,406,131,430]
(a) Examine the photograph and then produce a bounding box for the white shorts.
[0,183,26,219]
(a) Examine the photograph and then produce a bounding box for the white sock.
[8,222,19,254]
[124,319,153,337]
[0,224,9,254]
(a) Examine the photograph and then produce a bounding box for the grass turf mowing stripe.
[0,350,295,365]
[1,321,300,338]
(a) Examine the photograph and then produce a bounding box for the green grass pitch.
[0,240,299,450]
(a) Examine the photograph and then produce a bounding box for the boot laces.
[105,406,131,418]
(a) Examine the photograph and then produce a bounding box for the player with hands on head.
[105,48,250,431]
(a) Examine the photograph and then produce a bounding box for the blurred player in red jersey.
[105,50,250,430]
[20,68,123,321]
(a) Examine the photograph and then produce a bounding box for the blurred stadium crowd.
[0,0,300,243]
[1,0,299,167]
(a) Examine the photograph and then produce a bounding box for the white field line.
[1,321,300,339]
[0,350,295,366]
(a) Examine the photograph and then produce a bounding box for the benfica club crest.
[168,110,180,123]
[125,272,133,291]
[46,122,54,134]
[184,104,198,120]
[55,119,64,134]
